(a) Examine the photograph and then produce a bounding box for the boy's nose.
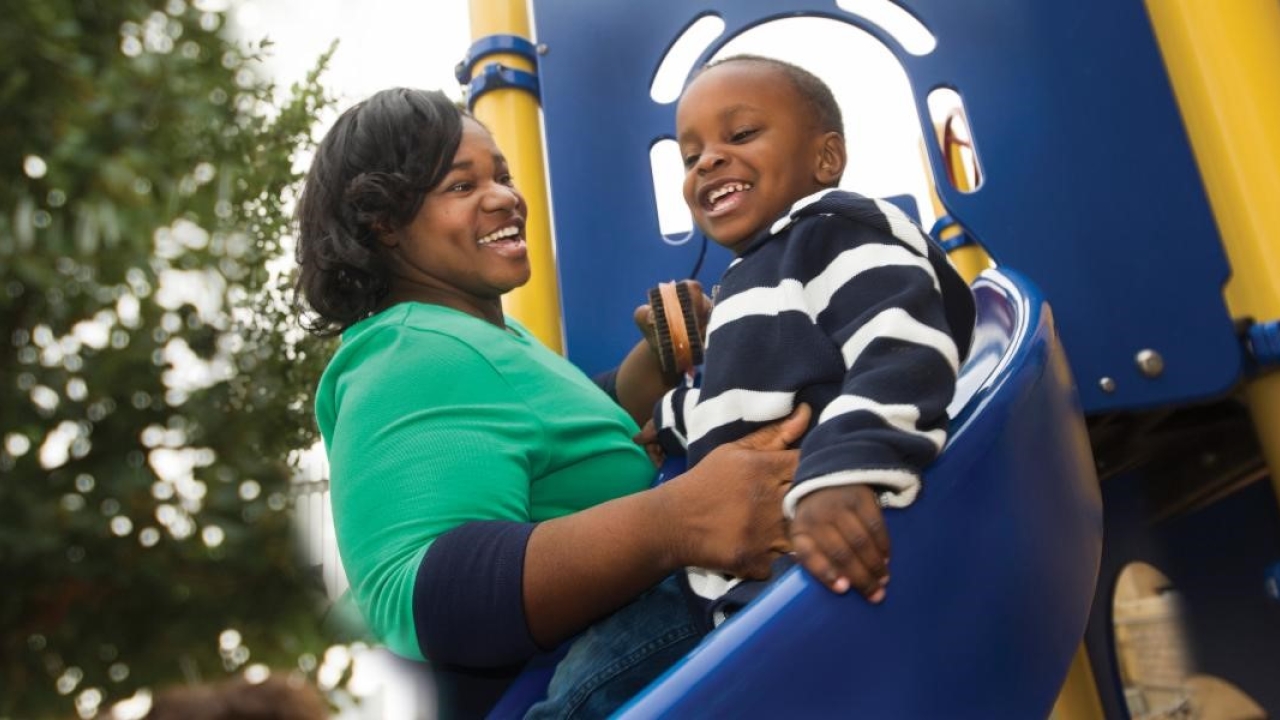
[696,150,727,174]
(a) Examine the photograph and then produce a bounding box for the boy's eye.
[730,128,758,143]
[682,153,700,169]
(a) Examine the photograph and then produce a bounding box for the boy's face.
[676,62,842,253]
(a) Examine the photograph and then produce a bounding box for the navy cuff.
[414,521,540,667]
[592,368,620,403]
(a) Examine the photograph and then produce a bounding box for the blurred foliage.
[0,0,340,716]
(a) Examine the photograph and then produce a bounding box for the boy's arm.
[787,220,963,597]
[650,381,699,457]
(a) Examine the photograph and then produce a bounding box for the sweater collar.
[731,187,843,260]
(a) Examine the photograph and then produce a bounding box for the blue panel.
[530,0,1242,414]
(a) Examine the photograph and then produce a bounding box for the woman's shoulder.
[327,304,506,380]
[343,304,491,349]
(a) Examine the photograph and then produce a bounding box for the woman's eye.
[448,182,473,192]
[498,173,515,187]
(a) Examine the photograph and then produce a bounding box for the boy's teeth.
[708,182,751,205]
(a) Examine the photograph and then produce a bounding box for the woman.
[295,88,806,718]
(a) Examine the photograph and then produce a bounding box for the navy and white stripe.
[654,189,975,608]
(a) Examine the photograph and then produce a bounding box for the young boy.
[648,54,976,623]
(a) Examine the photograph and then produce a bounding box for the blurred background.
[1,1,470,718]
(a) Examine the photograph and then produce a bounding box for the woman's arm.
[522,404,809,647]
[326,320,804,663]
[612,333,676,426]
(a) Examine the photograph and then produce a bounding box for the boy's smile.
[700,181,754,217]
[676,60,844,254]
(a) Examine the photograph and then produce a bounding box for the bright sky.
[236,0,472,104]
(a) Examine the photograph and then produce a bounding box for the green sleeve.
[323,323,545,660]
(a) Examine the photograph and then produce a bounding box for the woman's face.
[384,118,531,315]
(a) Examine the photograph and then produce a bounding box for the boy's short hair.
[699,54,844,136]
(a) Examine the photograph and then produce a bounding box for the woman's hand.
[656,404,810,580]
[522,404,809,647]
[632,419,664,468]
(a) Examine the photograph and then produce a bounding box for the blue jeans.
[524,575,704,720]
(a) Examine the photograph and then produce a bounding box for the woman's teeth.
[478,226,520,245]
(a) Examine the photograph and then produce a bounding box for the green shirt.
[316,303,654,660]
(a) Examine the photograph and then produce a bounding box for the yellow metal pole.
[1049,646,1106,720]
[1145,0,1280,507]
[920,121,992,284]
[469,0,564,353]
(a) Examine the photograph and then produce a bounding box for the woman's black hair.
[294,88,467,336]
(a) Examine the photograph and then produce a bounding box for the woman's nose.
[483,183,522,211]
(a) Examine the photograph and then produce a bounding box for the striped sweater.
[654,189,976,610]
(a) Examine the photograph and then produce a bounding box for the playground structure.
[457,0,1280,717]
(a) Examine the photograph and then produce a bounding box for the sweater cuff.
[653,385,698,457]
[414,521,540,667]
[782,468,921,519]
[592,368,620,403]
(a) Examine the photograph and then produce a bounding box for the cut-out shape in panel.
[649,138,694,241]
[927,87,983,193]
[650,14,726,104]
[835,0,936,55]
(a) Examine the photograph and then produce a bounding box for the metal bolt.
[536,43,549,55]
[1135,349,1164,378]
[1099,377,1116,393]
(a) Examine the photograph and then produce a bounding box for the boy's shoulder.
[782,189,933,258]
[756,191,930,276]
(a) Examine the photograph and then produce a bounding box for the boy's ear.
[814,132,847,185]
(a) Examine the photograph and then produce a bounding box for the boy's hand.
[790,484,891,602]
[634,279,713,354]
[632,419,664,468]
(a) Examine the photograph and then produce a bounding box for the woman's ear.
[374,222,399,249]
[815,132,847,185]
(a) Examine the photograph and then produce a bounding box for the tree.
[0,1,339,716]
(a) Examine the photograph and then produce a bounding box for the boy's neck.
[734,186,843,255]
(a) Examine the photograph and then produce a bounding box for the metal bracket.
[455,34,540,109]
[464,63,540,110]
[930,214,975,253]
[1246,319,1280,366]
